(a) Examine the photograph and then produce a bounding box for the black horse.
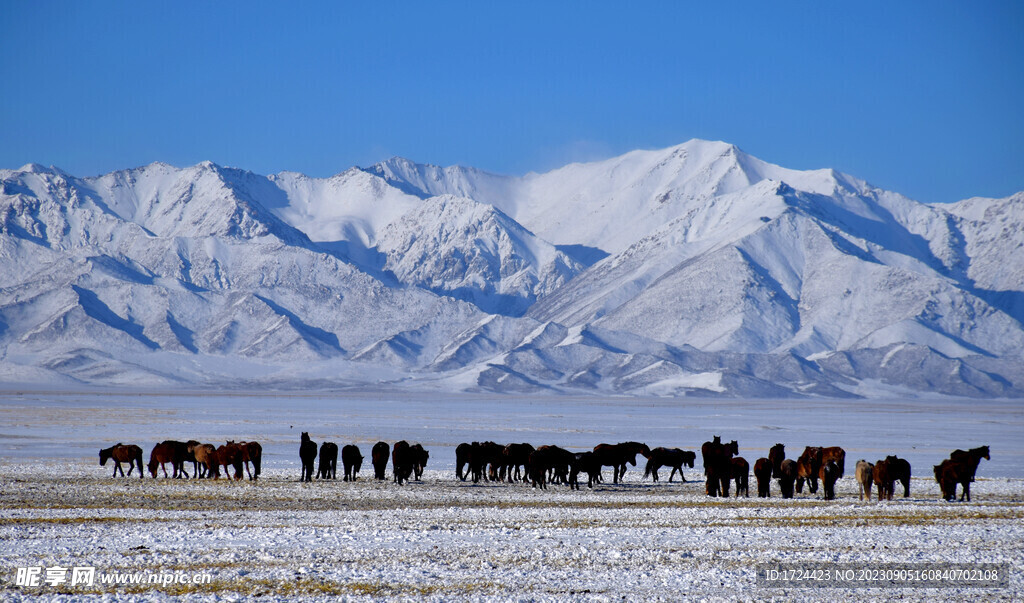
[643,447,696,483]
[299,432,317,482]
[593,442,651,484]
[317,442,337,479]
[342,444,363,481]
[371,441,390,480]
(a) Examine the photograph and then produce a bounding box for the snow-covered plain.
[1,390,1021,600]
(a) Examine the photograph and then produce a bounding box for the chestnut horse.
[372,441,390,480]
[795,447,823,494]
[236,441,262,480]
[872,459,894,501]
[100,444,143,478]
[593,442,651,484]
[216,442,244,480]
[643,447,696,483]
[191,443,219,479]
[148,441,187,479]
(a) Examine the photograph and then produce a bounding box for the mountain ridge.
[2,140,1022,398]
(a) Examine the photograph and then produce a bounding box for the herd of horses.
[98,437,992,502]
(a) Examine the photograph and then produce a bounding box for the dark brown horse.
[768,443,785,478]
[885,455,911,498]
[795,447,823,494]
[753,457,772,498]
[342,444,363,481]
[593,442,651,484]
[777,459,798,498]
[731,456,749,497]
[701,436,738,497]
[299,432,317,482]
[822,460,840,500]
[317,442,338,479]
[821,446,846,478]
[100,444,143,478]
[939,446,990,502]
[643,447,696,483]
[236,441,262,480]
[371,441,390,480]
[468,441,503,483]
[216,442,244,480]
[872,459,894,501]
[410,444,429,480]
[569,451,602,490]
[455,442,471,481]
[502,443,535,483]
[392,440,413,485]
[528,445,574,489]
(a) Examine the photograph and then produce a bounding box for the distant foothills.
[1,140,1022,398]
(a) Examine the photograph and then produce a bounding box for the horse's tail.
[643,458,654,479]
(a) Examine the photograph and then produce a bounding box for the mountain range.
[2,139,1022,397]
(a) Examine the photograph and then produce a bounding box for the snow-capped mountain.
[1,141,1022,398]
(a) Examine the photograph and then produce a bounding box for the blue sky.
[1,2,1021,203]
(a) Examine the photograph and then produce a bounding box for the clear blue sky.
[1,2,1021,203]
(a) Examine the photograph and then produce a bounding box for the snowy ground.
[1,389,1021,600]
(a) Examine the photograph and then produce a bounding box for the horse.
[569,452,602,490]
[855,460,874,501]
[950,446,990,483]
[885,455,911,497]
[100,444,143,478]
[822,461,840,500]
[768,443,785,478]
[701,436,738,497]
[342,444,363,481]
[410,444,429,480]
[872,459,894,501]
[643,447,696,483]
[528,445,574,489]
[392,440,413,484]
[777,459,798,498]
[184,440,202,477]
[753,457,772,498]
[216,442,244,480]
[503,443,535,483]
[455,443,471,481]
[821,446,846,478]
[148,441,183,479]
[317,442,338,479]
[731,457,749,497]
[299,432,317,482]
[191,443,219,479]
[468,441,503,483]
[371,441,390,480]
[236,441,262,480]
[592,442,651,484]
[934,459,972,501]
[795,447,823,494]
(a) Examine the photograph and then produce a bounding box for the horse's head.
[147,459,158,478]
[728,441,739,456]
[979,446,991,460]
[712,435,721,444]
[301,432,310,443]
[99,448,111,466]
[885,454,898,464]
